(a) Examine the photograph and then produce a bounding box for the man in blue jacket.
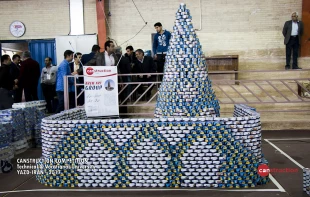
[153,22,171,81]
[56,50,74,113]
[81,45,100,65]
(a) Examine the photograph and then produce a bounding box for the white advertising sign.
[83,66,119,117]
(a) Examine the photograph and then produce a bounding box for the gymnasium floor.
[0,130,309,197]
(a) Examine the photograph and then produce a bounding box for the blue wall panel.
[28,39,56,100]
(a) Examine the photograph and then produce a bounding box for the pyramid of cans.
[304,168,310,196]
[36,104,269,188]
[155,3,220,118]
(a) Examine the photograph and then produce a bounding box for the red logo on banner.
[258,164,270,177]
[86,67,94,75]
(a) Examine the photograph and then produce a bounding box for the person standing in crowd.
[115,46,131,117]
[10,54,22,103]
[41,57,57,113]
[70,52,84,106]
[153,22,171,81]
[0,55,15,110]
[87,41,118,66]
[133,49,157,100]
[56,50,75,113]
[125,45,137,69]
[81,45,100,66]
[283,11,303,70]
[18,51,40,101]
[124,45,136,101]
[86,41,123,83]
[70,52,82,74]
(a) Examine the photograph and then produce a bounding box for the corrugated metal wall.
[28,39,57,100]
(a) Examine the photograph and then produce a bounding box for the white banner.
[83,66,119,117]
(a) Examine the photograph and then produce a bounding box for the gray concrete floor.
[0,130,309,197]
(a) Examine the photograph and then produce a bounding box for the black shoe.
[293,67,302,69]
[285,66,290,70]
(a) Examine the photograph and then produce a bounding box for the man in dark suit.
[10,54,22,102]
[0,55,14,110]
[18,51,40,101]
[282,11,303,70]
[86,41,122,83]
[81,45,100,65]
[115,47,131,117]
[133,49,157,100]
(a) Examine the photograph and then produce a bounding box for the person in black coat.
[81,45,100,65]
[133,49,157,99]
[115,47,131,117]
[18,51,40,102]
[10,54,22,102]
[0,55,15,110]
[125,45,137,69]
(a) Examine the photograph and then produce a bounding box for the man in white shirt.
[86,41,122,84]
[41,57,57,113]
[86,41,117,66]
[282,12,304,70]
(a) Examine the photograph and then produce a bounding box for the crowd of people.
[0,22,172,115]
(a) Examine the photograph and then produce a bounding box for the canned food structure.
[304,168,310,195]
[37,102,268,188]
[34,3,271,189]
[154,3,219,118]
[0,101,46,159]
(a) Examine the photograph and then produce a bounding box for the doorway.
[0,39,57,100]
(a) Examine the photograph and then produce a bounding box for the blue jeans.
[56,91,64,113]
[56,91,75,113]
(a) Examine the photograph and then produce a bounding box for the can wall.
[37,105,268,188]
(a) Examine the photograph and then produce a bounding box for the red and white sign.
[83,66,119,117]
[258,164,270,177]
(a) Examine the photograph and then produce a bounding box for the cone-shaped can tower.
[155,3,220,118]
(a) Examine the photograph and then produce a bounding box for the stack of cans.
[154,3,220,118]
[0,123,12,149]
[11,138,29,154]
[12,101,47,132]
[12,100,47,109]
[13,101,46,146]
[232,104,263,161]
[304,168,310,195]
[40,108,87,157]
[23,107,36,139]
[0,109,25,142]
[0,122,14,172]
